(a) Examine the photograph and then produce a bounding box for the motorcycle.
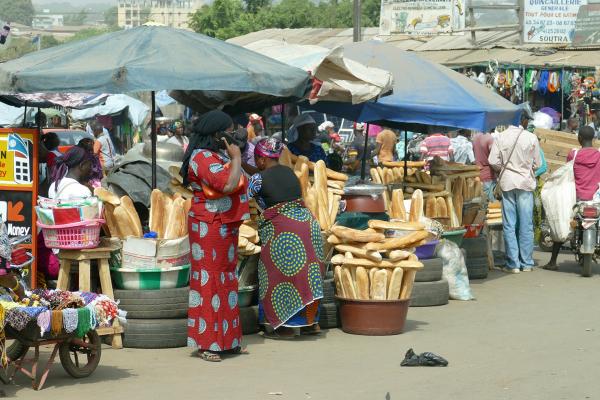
[571,202,600,277]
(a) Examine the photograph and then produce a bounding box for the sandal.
[198,351,222,362]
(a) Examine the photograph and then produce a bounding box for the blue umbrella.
[0,26,310,186]
[311,41,521,132]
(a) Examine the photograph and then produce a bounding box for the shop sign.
[0,191,33,240]
[572,2,600,46]
[523,0,588,44]
[379,0,466,36]
[0,131,34,188]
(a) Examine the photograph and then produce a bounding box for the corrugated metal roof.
[229,28,600,68]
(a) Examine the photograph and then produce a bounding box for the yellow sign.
[0,131,35,188]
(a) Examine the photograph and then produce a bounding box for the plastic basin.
[110,264,190,290]
[441,229,467,246]
[337,297,410,336]
[415,240,439,260]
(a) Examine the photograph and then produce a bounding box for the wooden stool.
[57,240,123,349]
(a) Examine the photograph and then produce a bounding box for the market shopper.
[473,131,496,201]
[91,121,117,171]
[451,130,475,164]
[420,131,454,163]
[77,138,104,187]
[566,117,580,134]
[42,132,62,172]
[488,111,541,273]
[287,114,328,164]
[248,138,324,338]
[180,110,249,362]
[375,129,397,163]
[48,146,94,200]
[166,121,190,151]
[247,113,264,141]
[544,126,600,271]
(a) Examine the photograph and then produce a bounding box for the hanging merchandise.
[538,71,550,95]
[548,72,560,93]
[532,70,541,92]
[562,71,572,94]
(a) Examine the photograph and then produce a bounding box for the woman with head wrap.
[166,121,190,151]
[287,114,328,164]
[77,138,103,188]
[180,110,250,362]
[48,146,94,200]
[247,138,325,339]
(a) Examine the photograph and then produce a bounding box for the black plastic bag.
[401,348,448,367]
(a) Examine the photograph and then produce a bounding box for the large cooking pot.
[342,183,387,213]
[142,140,184,163]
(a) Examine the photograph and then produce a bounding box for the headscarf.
[77,142,103,182]
[255,138,284,159]
[287,114,316,143]
[318,121,334,132]
[51,146,93,188]
[180,110,233,186]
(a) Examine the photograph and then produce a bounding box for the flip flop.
[198,351,222,362]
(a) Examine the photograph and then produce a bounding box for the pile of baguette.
[370,161,427,185]
[94,187,191,240]
[487,202,502,225]
[451,177,483,225]
[286,154,349,231]
[238,222,261,256]
[328,221,428,301]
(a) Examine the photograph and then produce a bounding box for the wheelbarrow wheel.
[6,340,28,361]
[59,330,102,379]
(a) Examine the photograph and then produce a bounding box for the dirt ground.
[6,250,600,400]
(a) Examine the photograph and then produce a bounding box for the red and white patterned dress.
[186,149,250,352]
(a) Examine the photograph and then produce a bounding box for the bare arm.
[222,139,243,194]
[488,140,501,171]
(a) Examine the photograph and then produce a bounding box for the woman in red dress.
[180,110,250,362]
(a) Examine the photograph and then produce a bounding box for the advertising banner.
[379,0,465,36]
[523,0,588,44]
[572,2,600,46]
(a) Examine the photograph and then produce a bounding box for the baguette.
[368,220,425,231]
[436,197,448,218]
[387,250,412,262]
[369,268,378,299]
[391,189,407,221]
[314,160,331,230]
[329,195,341,225]
[489,202,502,209]
[149,189,165,237]
[372,270,387,300]
[103,203,122,239]
[376,167,385,185]
[298,163,310,198]
[400,270,417,300]
[370,168,382,184]
[425,196,437,218]
[94,187,120,206]
[164,198,186,239]
[382,161,427,168]
[327,181,345,190]
[120,196,143,237]
[409,190,424,222]
[279,146,293,169]
[239,224,259,243]
[334,244,383,262]
[331,226,385,243]
[334,265,346,298]
[327,234,343,245]
[113,205,136,238]
[341,267,357,299]
[355,267,370,300]
[387,268,404,300]
[305,187,319,221]
[365,230,430,251]
[239,236,249,248]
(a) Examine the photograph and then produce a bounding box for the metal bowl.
[142,140,184,162]
[238,285,258,307]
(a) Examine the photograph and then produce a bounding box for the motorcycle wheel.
[539,232,554,252]
[582,254,593,277]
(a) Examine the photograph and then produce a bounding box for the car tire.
[319,303,339,329]
[466,257,489,279]
[415,258,443,282]
[322,278,336,303]
[461,236,488,258]
[123,319,187,349]
[114,287,189,319]
[410,280,449,307]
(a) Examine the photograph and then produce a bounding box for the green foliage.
[64,9,88,26]
[0,0,35,26]
[64,27,117,43]
[190,0,381,40]
[104,6,118,27]
[40,35,60,49]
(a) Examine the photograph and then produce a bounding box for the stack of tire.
[115,287,189,349]
[410,257,449,307]
[461,236,489,280]
[319,269,339,329]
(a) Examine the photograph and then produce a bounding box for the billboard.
[572,2,600,46]
[523,0,588,44]
[379,0,466,36]
[0,131,34,188]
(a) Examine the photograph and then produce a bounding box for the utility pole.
[353,0,361,42]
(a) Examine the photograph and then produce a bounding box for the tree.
[0,0,35,26]
[104,6,118,27]
[362,0,381,27]
[189,0,253,39]
[64,9,88,26]
[246,0,270,14]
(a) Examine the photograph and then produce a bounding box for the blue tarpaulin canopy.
[310,41,521,132]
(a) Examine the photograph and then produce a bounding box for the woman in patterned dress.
[248,138,325,339]
[180,110,250,362]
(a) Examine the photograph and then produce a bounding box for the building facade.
[117,0,204,30]
[32,14,64,29]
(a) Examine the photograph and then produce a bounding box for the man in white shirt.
[90,121,117,171]
[488,111,541,274]
[451,130,475,164]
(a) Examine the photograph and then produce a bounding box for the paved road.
[9,250,600,400]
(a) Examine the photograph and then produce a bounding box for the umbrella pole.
[22,101,28,127]
[361,123,369,181]
[151,91,157,189]
[403,130,408,179]
[281,104,286,143]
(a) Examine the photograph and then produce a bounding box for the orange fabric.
[247,125,256,141]
[376,129,397,162]
[93,140,104,167]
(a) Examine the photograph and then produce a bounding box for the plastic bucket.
[415,240,439,260]
[337,297,410,336]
